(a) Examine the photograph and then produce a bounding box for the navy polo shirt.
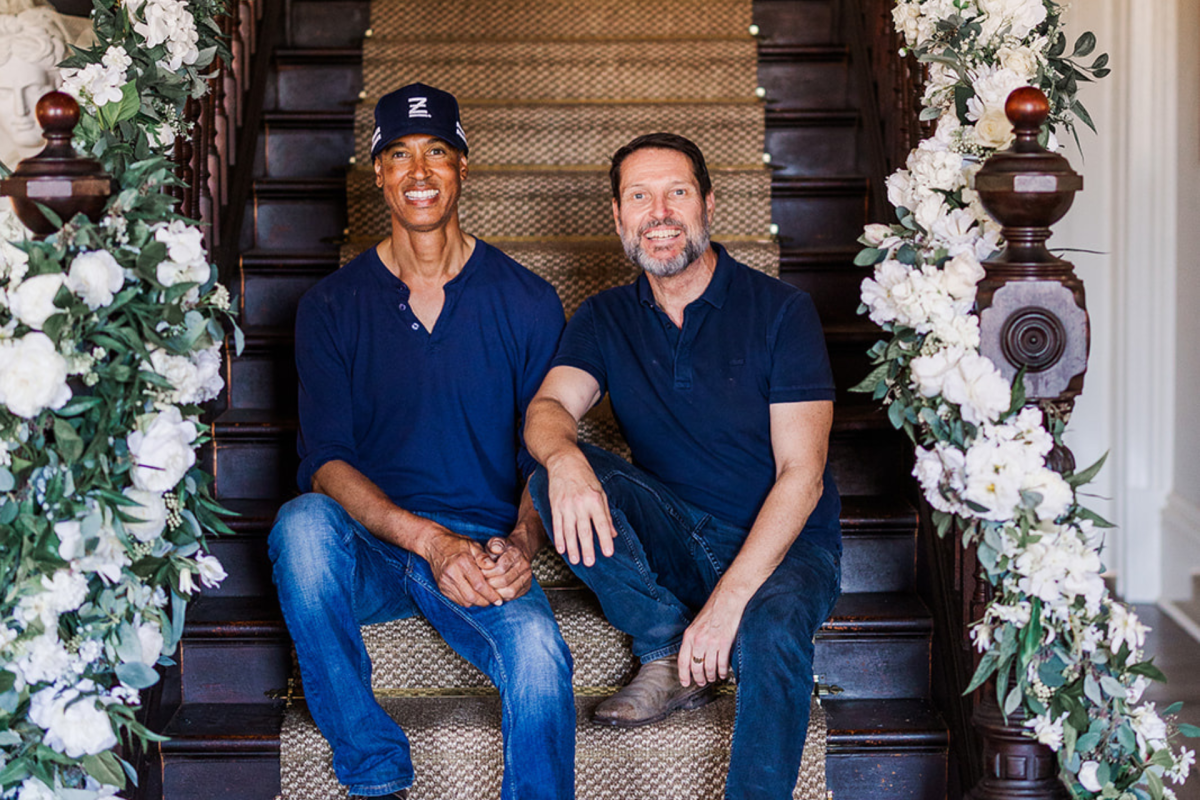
[554,244,841,554]
[295,240,564,532]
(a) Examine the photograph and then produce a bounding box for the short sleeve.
[550,297,608,397]
[516,286,566,478]
[768,291,837,404]
[295,291,360,491]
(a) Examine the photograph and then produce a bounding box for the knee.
[502,618,574,698]
[268,493,351,581]
[739,592,822,667]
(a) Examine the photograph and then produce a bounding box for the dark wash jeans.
[269,493,576,799]
[529,444,842,800]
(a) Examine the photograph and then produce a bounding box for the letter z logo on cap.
[408,97,431,118]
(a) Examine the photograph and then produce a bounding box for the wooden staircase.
[140,1,951,797]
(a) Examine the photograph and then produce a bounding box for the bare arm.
[677,400,833,687]
[311,460,505,607]
[524,365,615,567]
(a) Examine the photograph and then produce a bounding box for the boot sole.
[591,684,719,729]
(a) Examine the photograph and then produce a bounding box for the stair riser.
[780,267,870,326]
[242,272,323,327]
[827,751,948,800]
[766,123,862,177]
[181,640,291,705]
[759,57,855,108]
[263,127,355,179]
[773,192,868,250]
[214,432,906,500]
[253,192,347,251]
[813,636,930,699]
[755,0,838,45]
[229,352,295,416]
[290,0,370,47]
[156,757,280,800]
[267,60,362,112]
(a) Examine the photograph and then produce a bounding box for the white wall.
[1054,0,1184,602]
[1163,0,1200,604]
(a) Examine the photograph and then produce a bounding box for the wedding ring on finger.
[692,655,705,664]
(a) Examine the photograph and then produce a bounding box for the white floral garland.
[857,1,1196,798]
[0,1,234,798]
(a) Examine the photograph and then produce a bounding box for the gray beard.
[620,215,711,278]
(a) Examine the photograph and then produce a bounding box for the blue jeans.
[529,445,841,800]
[268,493,576,799]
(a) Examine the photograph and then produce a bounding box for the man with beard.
[269,83,574,800]
[524,133,842,800]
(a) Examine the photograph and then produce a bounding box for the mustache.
[637,217,689,235]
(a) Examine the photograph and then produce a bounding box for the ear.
[704,191,715,223]
[611,197,621,233]
[374,157,383,187]
[459,153,469,181]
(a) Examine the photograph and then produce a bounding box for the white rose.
[1077,761,1102,792]
[149,347,203,403]
[127,406,198,492]
[979,0,1047,41]
[8,273,65,329]
[195,552,227,588]
[911,346,965,398]
[28,681,117,758]
[974,108,1016,150]
[941,351,1012,425]
[67,250,125,310]
[862,223,894,247]
[997,45,1040,80]
[885,169,915,210]
[0,333,72,418]
[941,251,986,301]
[122,487,168,542]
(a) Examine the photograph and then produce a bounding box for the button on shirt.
[295,241,565,531]
[553,244,841,554]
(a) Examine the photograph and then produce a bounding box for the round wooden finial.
[1005,87,1050,134]
[36,91,81,138]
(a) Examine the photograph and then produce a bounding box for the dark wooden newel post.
[966,87,1088,800]
[0,92,114,237]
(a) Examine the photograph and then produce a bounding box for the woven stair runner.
[281,0,829,797]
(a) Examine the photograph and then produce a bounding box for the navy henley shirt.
[553,244,842,554]
[294,240,565,532]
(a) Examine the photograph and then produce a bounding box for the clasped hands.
[424,528,535,608]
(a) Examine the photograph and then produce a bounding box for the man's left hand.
[678,588,749,687]
[477,537,534,602]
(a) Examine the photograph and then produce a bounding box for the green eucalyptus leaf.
[82,750,126,788]
[115,661,159,690]
[1072,31,1097,58]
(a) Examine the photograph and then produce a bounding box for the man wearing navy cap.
[269,83,574,800]
[525,132,842,800]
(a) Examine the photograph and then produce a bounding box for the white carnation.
[8,273,64,329]
[128,406,198,492]
[978,0,1048,42]
[15,632,72,685]
[0,333,72,418]
[67,250,125,310]
[149,347,202,404]
[28,680,117,758]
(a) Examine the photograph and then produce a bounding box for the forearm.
[525,396,588,470]
[507,483,547,560]
[310,459,445,557]
[710,465,825,608]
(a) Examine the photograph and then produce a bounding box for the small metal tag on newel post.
[965,87,1087,800]
[0,91,114,239]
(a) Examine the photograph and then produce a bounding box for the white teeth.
[405,189,438,200]
[645,229,679,240]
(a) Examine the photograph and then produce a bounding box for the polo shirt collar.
[636,243,734,310]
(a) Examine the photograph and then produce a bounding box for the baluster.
[964,86,1086,800]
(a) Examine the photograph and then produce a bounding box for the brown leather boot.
[593,655,717,727]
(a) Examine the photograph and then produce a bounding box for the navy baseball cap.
[371,83,469,160]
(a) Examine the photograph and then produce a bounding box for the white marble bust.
[0,2,88,172]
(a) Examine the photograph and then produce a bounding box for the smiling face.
[612,147,714,278]
[373,133,468,234]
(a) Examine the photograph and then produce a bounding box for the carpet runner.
[279,0,829,796]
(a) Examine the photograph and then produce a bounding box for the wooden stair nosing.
[274,46,363,66]
[758,43,849,62]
